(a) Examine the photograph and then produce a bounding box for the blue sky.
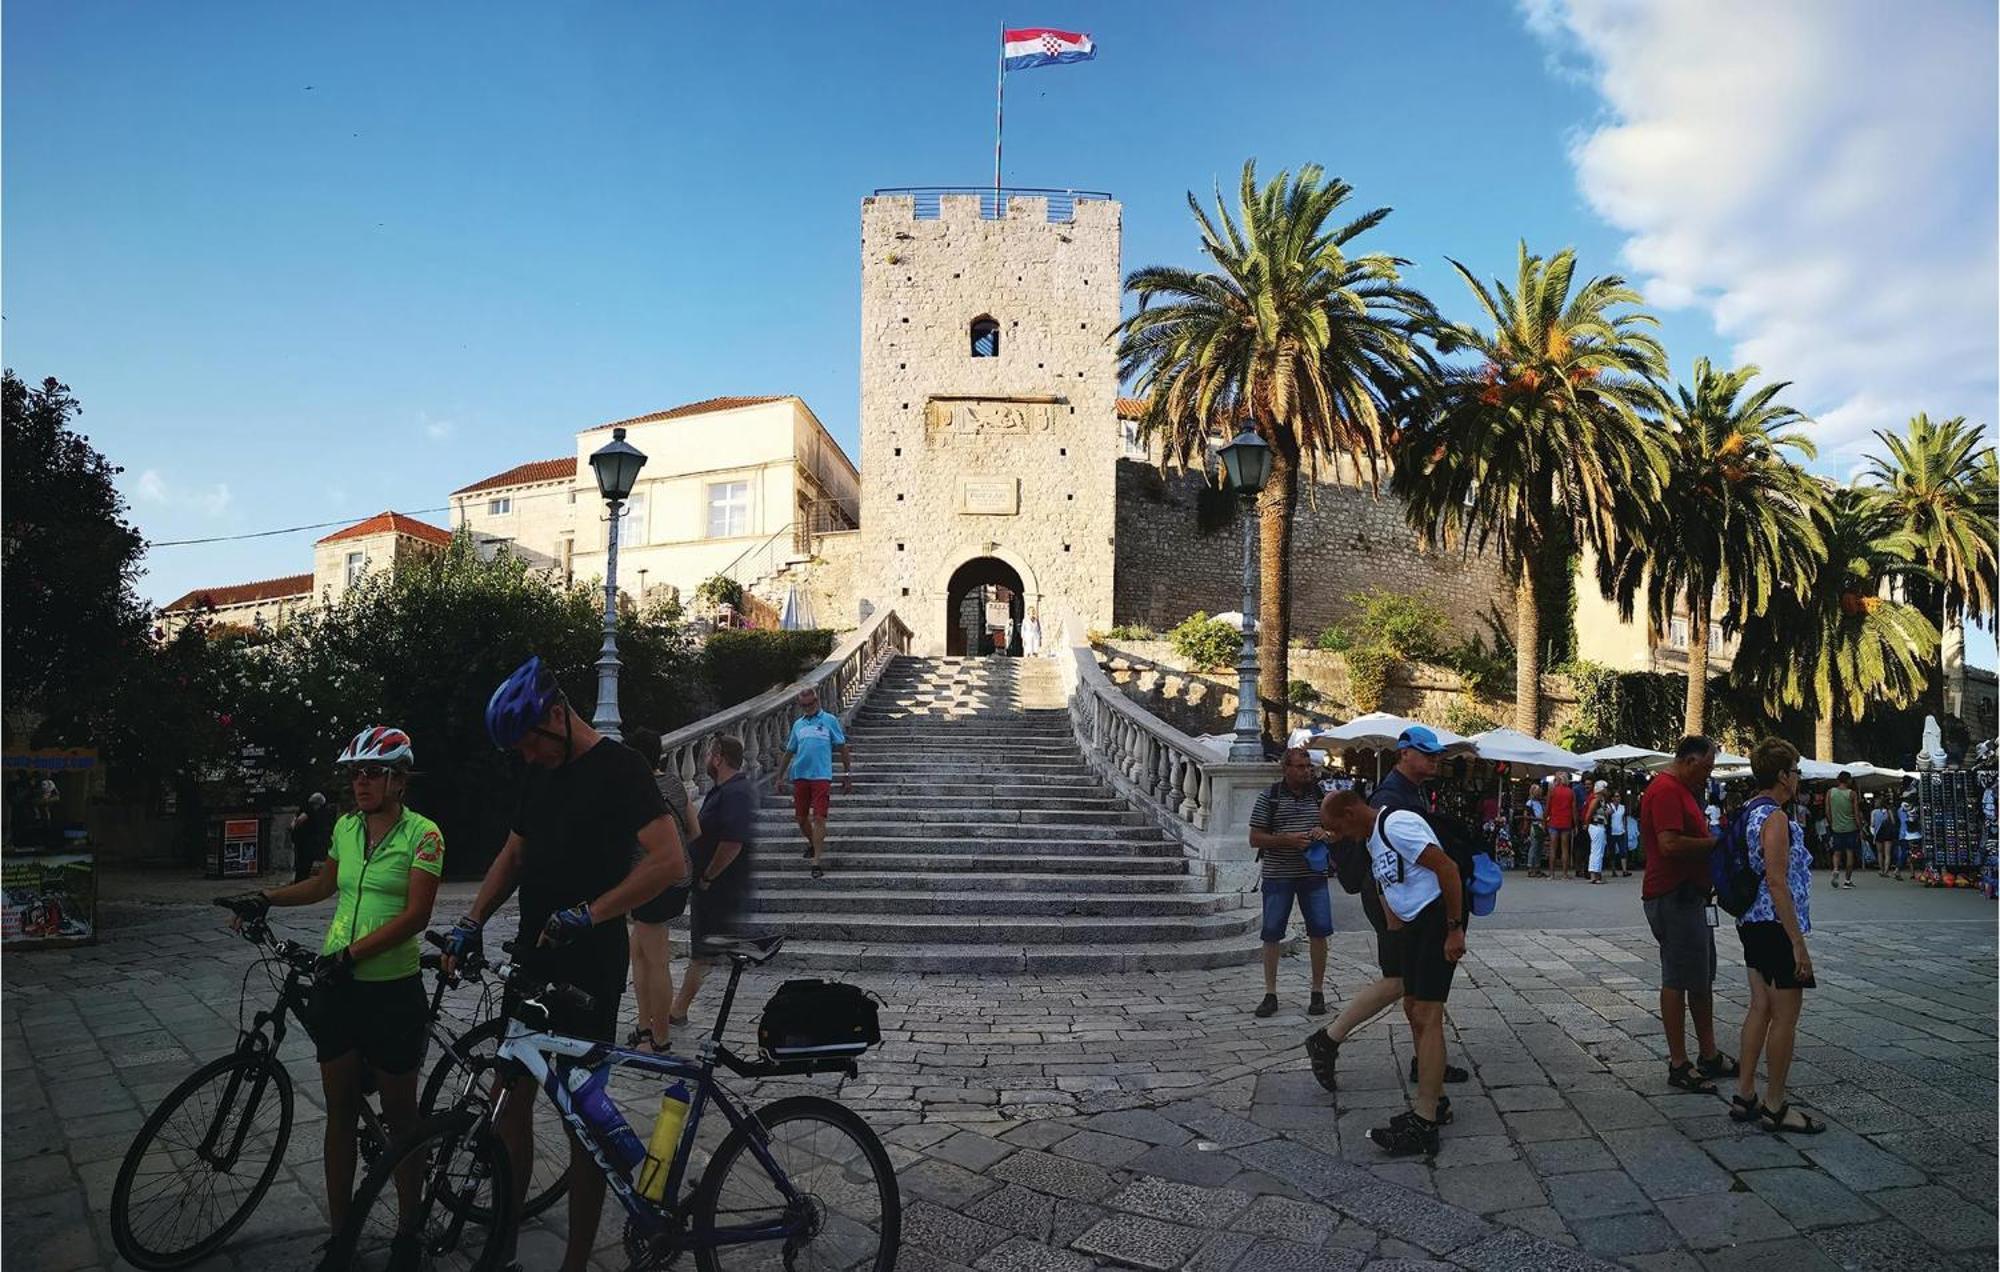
[6,1,1994,658]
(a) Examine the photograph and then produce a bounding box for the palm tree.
[1734,486,1938,759]
[1117,161,1436,739]
[1394,243,1668,734]
[1603,360,1823,737]
[1863,413,1998,718]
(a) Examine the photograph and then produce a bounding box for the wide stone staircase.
[754,655,1265,972]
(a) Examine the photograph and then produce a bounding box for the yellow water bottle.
[636,1080,692,1202]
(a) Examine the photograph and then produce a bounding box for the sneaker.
[1307,991,1328,1016]
[1304,1029,1340,1092]
[1409,1057,1470,1084]
[1253,993,1279,1018]
[1368,1110,1440,1157]
[1387,1097,1452,1127]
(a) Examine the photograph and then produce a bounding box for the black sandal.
[1758,1101,1825,1135]
[624,1027,660,1053]
[1728,1092,1760,1123]
[1696,1051,1740,1080]
[1667,1061,1718,1094]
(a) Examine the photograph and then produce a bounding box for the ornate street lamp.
[1217,427,1271,762]
[588,426,648,740]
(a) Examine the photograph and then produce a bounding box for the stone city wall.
[1112,460,1516,645]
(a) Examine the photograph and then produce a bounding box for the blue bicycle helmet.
[486,656,565,749]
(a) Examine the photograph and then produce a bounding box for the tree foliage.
[2,371,150,727]
[1393,243,1669,735]
[1118,161,1438,739]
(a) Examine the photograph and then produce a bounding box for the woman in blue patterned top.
[1730,736,1823,1134]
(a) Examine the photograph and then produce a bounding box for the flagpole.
[994,22,1005,194]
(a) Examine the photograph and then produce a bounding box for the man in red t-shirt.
[1547,780,1576,875]
[1639,735,1737,1093]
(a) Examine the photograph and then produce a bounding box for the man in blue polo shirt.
[774,684,853,880]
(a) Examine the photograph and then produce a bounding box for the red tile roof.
[316,511,454,548]
[453,457,578,496]
[161,572,314,615]
[583,395,791,433]
[1116,397,1150,420]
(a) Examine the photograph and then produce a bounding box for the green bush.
[694,574,744,610]
[704,628,837,707]
[1104,623,1156,642]
[1346,644,1397,714]
[1314,624,1352,653]
[1288,679,1322,709]
[1350,589,1453,662]
[1449,634,1515,697]
[1168,611,1241,670]
[1442,699,1498,736]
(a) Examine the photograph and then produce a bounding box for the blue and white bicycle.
[326,931,899,1271]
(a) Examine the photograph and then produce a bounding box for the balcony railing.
[872,186,1113,223]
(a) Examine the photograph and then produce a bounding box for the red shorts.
[791,779,831,819]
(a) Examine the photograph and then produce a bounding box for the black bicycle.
[106,897,570,1269]
[330,932,900,1271]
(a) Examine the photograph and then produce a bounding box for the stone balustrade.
[1051,613,1273,891]
[655,608,912,792]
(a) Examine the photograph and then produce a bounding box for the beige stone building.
[159,510,452,634]
[449,457,581,578]
[855,191,1124,654]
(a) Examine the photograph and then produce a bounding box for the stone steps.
[757,655,1263,972]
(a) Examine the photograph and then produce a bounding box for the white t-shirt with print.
[1371,809,1442,922]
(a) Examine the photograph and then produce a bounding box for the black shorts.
[1362,889,1404,979]
[1397,899,1458,1004]
[306,976,429,1074]
[632,884,690,925]
[518,926,627,1044]
[1738,921,1812,991]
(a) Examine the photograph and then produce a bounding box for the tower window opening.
[970,315,1001,358]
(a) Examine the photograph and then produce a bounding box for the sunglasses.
[349,765,396,782]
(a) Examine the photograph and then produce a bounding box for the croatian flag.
[1002,27,1096,71]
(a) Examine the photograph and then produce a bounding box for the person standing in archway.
[774,685,852,880]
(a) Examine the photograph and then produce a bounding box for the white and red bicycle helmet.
[336,725,416,770]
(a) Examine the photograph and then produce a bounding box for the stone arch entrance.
[946,557,1026,656]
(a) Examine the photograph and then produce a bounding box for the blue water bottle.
[564,1063,646,1173]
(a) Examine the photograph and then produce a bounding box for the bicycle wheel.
[692,1095,900,1272]
[326,1108,517,1272]
[110,1051,295,1270]
[418,1016,570,1218]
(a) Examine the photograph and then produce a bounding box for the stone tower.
[856,190,1122,655]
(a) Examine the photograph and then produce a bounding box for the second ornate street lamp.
[1217,426,1272,762]
[588,426,648,740]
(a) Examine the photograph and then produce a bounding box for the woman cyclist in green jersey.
[222,725,444,1242]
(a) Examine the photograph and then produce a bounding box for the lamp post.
[1217,427,1272,762]
[588,426,648,740]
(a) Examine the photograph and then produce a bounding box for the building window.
[487,496,512,516]
[345,551,365,588]
[1120,419,1147,460]
[970,315,1001,358]
[707,481,750,538]
[618,493,647,546]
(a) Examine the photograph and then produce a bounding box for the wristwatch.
[1445,919,1464,931]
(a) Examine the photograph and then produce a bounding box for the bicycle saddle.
[699,933,785,965]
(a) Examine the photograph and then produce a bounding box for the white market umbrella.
[1305,713,1474,755]
[1579,744,1672,773]
[779,583,816,631]
[1469,727,1592,774]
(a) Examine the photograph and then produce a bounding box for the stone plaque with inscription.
[959,477,1020,516]
[926,398,1059,437]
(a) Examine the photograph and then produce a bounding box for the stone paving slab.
[2,888,1992,1270]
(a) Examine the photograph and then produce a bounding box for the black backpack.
[1370,784,1479,923]
[1713,796,1777,918]
[757,980,882,1060]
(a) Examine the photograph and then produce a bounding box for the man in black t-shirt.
[670,732,759,1021]
[448,655,688,1272]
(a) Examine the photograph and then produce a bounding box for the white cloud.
[418,411,456,442]
[1522,0,1997,467]
[133,468,233,517]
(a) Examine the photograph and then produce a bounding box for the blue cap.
[1397,725,1446,755]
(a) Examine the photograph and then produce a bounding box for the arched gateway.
[945,556,1026,656]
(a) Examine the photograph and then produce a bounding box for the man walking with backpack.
[1639,735,1738,1094]
[1303,726,1470,1096]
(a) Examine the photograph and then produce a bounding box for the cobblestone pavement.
[4,879,1994,1271]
